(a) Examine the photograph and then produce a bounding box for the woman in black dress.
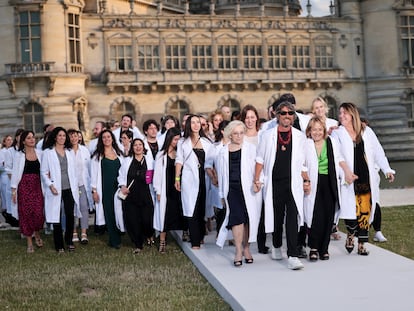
[118,138,155,253]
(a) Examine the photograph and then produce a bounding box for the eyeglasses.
[279,111,295,116]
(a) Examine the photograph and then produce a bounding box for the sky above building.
[299,0,331,17]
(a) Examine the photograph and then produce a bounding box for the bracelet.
[175,176,181,181]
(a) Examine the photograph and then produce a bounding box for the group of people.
[0,94,395,271]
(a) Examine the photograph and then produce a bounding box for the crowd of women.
[0,95,395,271]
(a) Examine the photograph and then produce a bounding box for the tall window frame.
[314,44,333,69]
[68,13,81,66]
[137,44,160,71]
[165,44,187,70]
[18,10,41,63]
[242,45,263,70]
[192,45,213,70]
[112,101,136,122]
[400,15,414,68]
[167,100,189,122]
[23,102,44,134]
[109,44,133,72]
[291,44,310,69]
[268,44,287,69]
[217,44,238,70]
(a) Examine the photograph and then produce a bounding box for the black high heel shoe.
[233,260,242,267]
[357,243,369,256]
[244,257,254,264]
[345,233,355,254]
[309,249,319,261]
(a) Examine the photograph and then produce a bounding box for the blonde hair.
[305,116,327,139]
[339,102,364,143]
[311,97,330,115]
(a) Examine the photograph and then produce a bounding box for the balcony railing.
[5,62,55,75]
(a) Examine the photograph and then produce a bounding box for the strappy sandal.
[244,257,254,264]
[345,233,355,254]
[35,237,43,248]
[27,245,34,253]
[80,233,89,245]
[309,249,319,261]
[159,240,166,254]
[357,243,369,256]
[320,253,330,260]
[233,260,242,267]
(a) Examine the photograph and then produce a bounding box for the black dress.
[227,149,248,228]
[124,157,154,249]
[164,155,184,231]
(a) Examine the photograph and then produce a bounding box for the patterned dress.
[18,158,44,236]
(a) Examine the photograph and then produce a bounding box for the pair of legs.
[73,185,89,243]
[53,189,75,251]
[232,223,252,265]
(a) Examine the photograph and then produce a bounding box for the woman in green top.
[303,117,343,261]
[91,130,122,249]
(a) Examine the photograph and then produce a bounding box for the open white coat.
[40,148,81,223]
[216,141,262,248]
[331,126,395,223]
[256,127,307,233]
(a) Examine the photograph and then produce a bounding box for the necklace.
[278,129,292,151]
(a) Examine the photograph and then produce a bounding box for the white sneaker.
[72,233,79,243]
[373,231,387,242]
[288,256,304,270]
[271,247,283,260]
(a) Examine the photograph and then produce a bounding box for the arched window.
[324,96,338,120]
[221,98,240,112]
[167,100,189,122]
[23,102,44,134]
[112,101,135,122]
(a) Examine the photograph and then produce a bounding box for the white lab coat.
[303,137,342,226]
[216,141,262,248]
[70,145,94,211]
[40,148,81,223]
[175,137,213,217]
[152,152,175,232]
[331,126,395,223]
[90,152,123,226]
[10,149,43,219]
[256,127,307,233]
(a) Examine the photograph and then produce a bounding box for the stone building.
[1,0,414,163]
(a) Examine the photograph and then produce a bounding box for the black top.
[23,158,40,175]
[273,131,292,182]
[354,140,370,194]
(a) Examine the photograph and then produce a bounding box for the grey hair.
[223,120,246,140]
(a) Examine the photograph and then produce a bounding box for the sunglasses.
[279,111,295,116]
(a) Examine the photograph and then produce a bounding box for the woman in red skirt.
[11,130,44,253]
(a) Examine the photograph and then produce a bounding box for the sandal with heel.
[357,243,369,256]
[345,233,355,254]
[159,240,166,254]
[309,249,319,261]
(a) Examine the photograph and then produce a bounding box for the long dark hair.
[183,114,209,140]
[91,129,121,159]
[161,127,181,155]
[43,127,72,150]
[12,128,25,149]
[18,130,35,152]
[240,104,260,131]
[128,138,147,157]
[214,120,230,142]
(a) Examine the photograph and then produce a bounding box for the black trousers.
[257,202,267,252]
[124,200,154,249]
[371,203,382,232]
[53,188,75,251]
[308,174,335,255]
[188,189,206,248]
[272,180,299,257]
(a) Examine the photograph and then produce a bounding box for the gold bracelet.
[175,176,181,181]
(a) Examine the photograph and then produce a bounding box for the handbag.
[145,170,154,184]
[117,180,135,200]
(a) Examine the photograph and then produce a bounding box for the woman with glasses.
[216,120,261,266]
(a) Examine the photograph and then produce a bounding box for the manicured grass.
[0,231,231,311]
[338,205,414,260]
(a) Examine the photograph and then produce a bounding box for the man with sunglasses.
[254,101,310,270]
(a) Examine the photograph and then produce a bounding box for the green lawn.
[0,231,231,311]
[338,205,414,260]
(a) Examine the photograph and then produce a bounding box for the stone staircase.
[366,88,414,161]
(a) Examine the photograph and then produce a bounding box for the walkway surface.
[173,188,414,311]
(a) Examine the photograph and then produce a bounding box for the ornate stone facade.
[0,0,414,161]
